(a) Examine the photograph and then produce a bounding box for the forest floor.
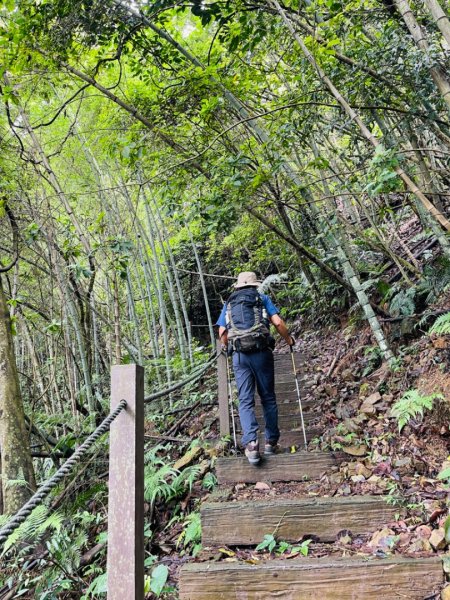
[147,302,450,598]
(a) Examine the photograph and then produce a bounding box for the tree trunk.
[0,276,36,514]
[393,0,450,110]
[422,0,450,47]
[185,223,215,350]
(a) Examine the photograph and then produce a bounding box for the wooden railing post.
[107,365,144,600]
[216,340,230,437]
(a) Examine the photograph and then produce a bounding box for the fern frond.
[2,505,49,554]
[391,389,443,432]
[37,510,64,536]
[171,465,201,494]
[144,464,177,505]
[429,312,450,335]
[144,444,167,467]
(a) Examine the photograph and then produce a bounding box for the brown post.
[217,340,230,437]
[107,365,144,600]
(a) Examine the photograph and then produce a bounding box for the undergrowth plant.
[177,511,202,557]
[255,534,311,556]
[391,389,443,431]
[144,444,201,510]
[437,462,450,487]
[0,508,101,599]
[429,312,450,335]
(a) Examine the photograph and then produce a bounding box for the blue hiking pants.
[232,349,279,446]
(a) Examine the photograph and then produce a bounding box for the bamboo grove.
[1,0,450,513]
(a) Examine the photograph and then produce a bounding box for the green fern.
[171,465,201,493]
[389,288,416,317]
[144,464,201,506]
[202,472,218,491]
[83,572,107,597]
[144,464,178,506]
[429,312,450,335]
[177,512,202,556]
[391,389,443,432]
[144,444,168,468]
[2,505,63,554]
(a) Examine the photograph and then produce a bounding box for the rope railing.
[0,400,127,546]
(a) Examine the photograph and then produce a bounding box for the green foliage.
[362,345,382,377]
[4,0,450,594]
[444,516,450,545]
[1,505,63,554]
[83,573,107,598]
[0,509,96,597]
[149,564,169,597]
[202,472,217,491]
[256,534,311,556]
[391,389,443,432]
[177,511,202,557]
[437,467,450,484]
[365,146,402,196]
[429,313,450,335]
[331,432,357,451]
[389,288,416,317]
[255,533,277,553]
[144,446,199,505]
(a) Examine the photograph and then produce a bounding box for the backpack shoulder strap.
[253,292,263,325]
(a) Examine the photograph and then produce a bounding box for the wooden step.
[274,352,305,363]
[273,374,310,384]
[236,426,320,443]
[211,429,321,449]
[215,451,344,484]
[179,556,443,600]
[274,385,313,396]
[255,401,315,416]
[201,496,398,546]
[236,412,319,433]
[259,429,321,446]
[256,390,315,405]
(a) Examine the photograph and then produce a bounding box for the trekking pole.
[225,353,238,450]
[290,345,308,451]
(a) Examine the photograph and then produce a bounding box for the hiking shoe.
[264,440,280,455]
[245,440,261,465]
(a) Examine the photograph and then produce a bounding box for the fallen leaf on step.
[415,525,432,540]
[360,401,376,415]
[218,547,236,557]
[244,556,260,564]
[429,528,447,551]
[366,392,382,404]
[342,445,367,456]
[441,584,450,600]
[173,446,202,470]
[369,528,396,550]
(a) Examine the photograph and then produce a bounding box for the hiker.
[216,271,295,465]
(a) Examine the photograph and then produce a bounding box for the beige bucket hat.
[234,271,261,289]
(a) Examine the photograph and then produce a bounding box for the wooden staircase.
[179,351,444,599]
